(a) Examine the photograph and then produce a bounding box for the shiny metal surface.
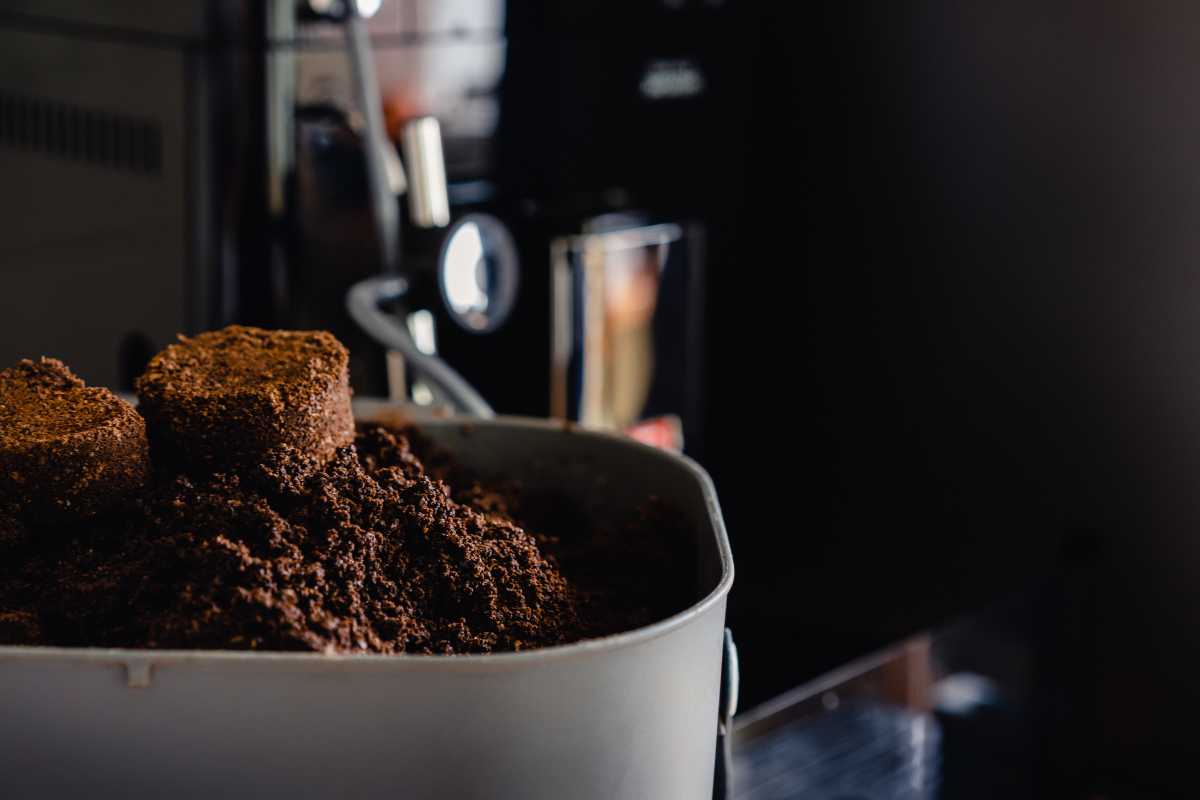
[401,115,450,228]
[550,222,685,429]
[347,276,495,416]
[344,2,403,273]
[437,212,519,333]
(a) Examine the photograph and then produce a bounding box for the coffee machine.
[0,0,735,454]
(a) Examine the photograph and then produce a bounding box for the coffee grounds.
[0,358,149,521]
[135,326,354,477]
[404,428,696,640]
[0,422,690,654]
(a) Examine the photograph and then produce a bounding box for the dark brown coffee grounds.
[0,358,149,521]
[0,421,690,654]
[0,329,693,655]
[135,326,354,477]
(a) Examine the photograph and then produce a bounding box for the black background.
[479,1,1200,793]
[708,2,1200,792]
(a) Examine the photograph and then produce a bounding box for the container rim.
[0,414,734,673]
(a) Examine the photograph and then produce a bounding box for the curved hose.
[346,276,494,418]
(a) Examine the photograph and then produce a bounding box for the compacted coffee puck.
[135,325,354,475]
[0,357,149,521]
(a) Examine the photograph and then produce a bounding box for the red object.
[625,415,684,451]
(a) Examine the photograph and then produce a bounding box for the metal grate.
[0,91,161,173]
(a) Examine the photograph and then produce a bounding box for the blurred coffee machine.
[0,0,733,455]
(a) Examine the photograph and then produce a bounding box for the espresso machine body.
[0,0,471,388]
[0,0,737,454]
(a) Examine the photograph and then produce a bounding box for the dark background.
[717,1,1200,792]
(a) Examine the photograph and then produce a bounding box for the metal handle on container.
[714,628,739,800]
[346,275,494,418]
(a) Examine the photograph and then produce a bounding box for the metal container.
[0,413,734,799]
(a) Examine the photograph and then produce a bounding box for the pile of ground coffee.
[0,425,575,653]
[0,416,689,655]
[0,328,692,654]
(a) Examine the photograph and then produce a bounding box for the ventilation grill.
[0,91,161,174]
